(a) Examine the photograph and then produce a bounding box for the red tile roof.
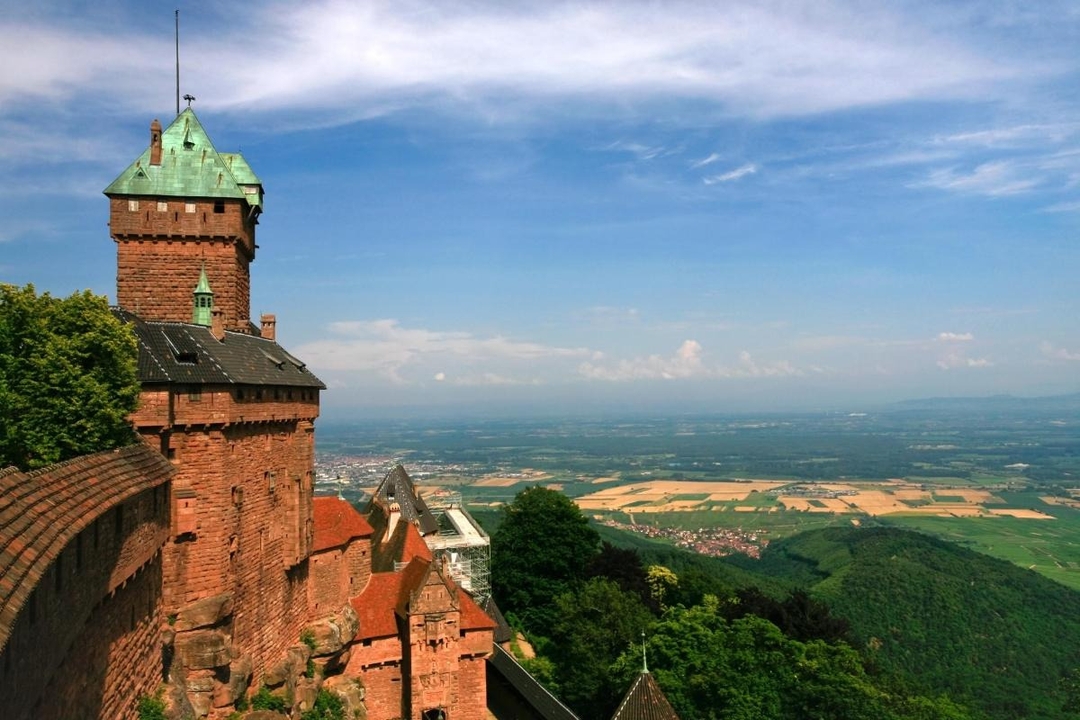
[0,444,174,653]
[401,521,433,564]
[352,557,432,640]
[312,496,373,552]
[459,588,496,632]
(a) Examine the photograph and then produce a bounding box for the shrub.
[300,688,346,720]
[136,692,167,720]
[251,686,288,712]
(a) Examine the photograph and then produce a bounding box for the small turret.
[193,267,213,326]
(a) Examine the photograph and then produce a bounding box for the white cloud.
[1041,342,1080,361]
[578,340,801,381]
[0,2,1038,127]
[691,152,721,169]
[918,161,1040,196]
[937,331,974,342]
[295,319,589,383]
[936,353,992,370]
[703,163,758,184]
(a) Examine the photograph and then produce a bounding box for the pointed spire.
[193,265,214,326]
[642,631,648,673]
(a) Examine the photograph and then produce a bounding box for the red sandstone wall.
[345,539,371,598]
[310,548,348,615]
[110,197,255,331]
[357,663,405,720]
[34,557,165,720]
[456,656,489,720]
[0,486,168,720]
[134,386,320,433]
[158,419,315,674]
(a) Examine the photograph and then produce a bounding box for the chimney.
[210,307,225,341]
[260,313,277,342]
[149,119,163,166]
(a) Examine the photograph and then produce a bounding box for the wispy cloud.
[579,340,801,381]
[1,1,1043,128]
[917,161,1040,196]
[937,331,974,342]
[703,163,758,184]
[1041,341,1080,361]
[690,152,721,169]
[296,319,589,383]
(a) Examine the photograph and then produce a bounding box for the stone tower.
[104,109,264,333]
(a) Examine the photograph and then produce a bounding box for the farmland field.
[316,395,1080,587]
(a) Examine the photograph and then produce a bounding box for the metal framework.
[424,492,491,603]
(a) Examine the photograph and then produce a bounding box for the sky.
[1,0,1078,418]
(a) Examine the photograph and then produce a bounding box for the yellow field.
[575,480,785,512]
[566,478,1060,522]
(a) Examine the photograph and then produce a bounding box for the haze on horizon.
[1,1,1078,417]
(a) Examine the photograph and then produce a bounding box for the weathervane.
[184,94,196,108]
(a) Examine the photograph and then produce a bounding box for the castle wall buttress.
[160,418,314,675]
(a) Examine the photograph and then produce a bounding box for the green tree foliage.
[491,486,599,631]
[759,527,1080,719]
[0,285,139,469]
[548,578,654,718]
[300,688,346,720]
[587,542,658,612]
[612,598,973,720]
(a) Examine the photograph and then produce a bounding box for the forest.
[485,487,1080,720]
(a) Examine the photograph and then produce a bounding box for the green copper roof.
[192,266,213,326]
[103,109,261,205]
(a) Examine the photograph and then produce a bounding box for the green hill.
[755,526,1080,719]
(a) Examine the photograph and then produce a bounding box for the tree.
[548,578,654,718]
[587,542,658,612]
[491,486,599,632]
[0,285,139,469]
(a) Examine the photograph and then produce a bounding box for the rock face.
[173,594,234,632]
[303,606,360,657]
[175,628,233,670]
[324,674,366,720]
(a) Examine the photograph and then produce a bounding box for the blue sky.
[1,1,1078,417]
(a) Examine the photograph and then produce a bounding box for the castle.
[0,109,497,720]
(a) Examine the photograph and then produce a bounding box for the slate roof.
[610,672,680,720]
[483,596,514,644]
[312,496,373,553]
[115,308,325,388]
[0,444,174,653]
[103,109,262,208]
[368,464,439,535]
[488,645,580,720]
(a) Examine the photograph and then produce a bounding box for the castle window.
[236,388,245,400]
[185,202,196,214]
[213,200,225,214]
[188,388,202,402]
[273,388,280,400]
[157,201,168,211]
[128,199,139,211]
